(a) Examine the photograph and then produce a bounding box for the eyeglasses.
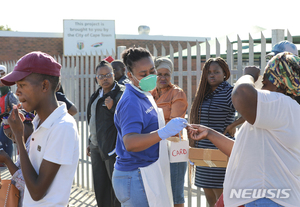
[157,74,171,78]
[96,73,113,80]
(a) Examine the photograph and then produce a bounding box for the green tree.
[0,25,12,31]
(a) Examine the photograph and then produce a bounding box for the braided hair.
[189,57,231,124]
[122,47,152,73]
[95,60,113,73]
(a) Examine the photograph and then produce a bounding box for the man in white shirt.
[187,52,300,207]
[1,51,79,207]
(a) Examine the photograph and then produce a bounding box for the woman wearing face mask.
[150,57,188,207]
[189,57,244,207]
[112,47,187,207]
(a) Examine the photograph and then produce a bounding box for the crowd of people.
[0,40,299,207]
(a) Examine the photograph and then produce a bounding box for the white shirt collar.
[32,101,68,130]
[99,83,116,98]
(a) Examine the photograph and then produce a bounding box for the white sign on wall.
[63,19,115,56]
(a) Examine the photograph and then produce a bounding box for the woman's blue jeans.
[112,168,149,207]
[245,198,284,207]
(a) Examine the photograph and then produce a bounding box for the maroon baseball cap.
[1,51,61,86]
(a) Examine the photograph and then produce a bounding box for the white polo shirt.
[224,90,300,207]
[23,102,79,207]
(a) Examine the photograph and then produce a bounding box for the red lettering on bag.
[172,149,188,157]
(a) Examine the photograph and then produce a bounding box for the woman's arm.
[169,90,188,121]
[123,117,187,152]
[188,124,234,157]
[0,149,19,176]
[223,116,245,136]
[123,132,162,152]
[68,105,78,116]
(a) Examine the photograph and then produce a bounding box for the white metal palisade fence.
[1,30,294,207]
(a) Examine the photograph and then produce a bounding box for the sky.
[1,0,300,38]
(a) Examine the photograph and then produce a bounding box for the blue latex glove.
[157,117,187,140]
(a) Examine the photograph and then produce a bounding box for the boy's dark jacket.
[87,81,125,160]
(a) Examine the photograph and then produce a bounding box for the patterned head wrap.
[264,52,300,96]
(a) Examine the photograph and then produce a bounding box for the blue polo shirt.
[114,84,159,171]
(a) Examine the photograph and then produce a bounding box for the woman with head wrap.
[150,57,188,207]
[187,52,300,207]
[189,57,244,207]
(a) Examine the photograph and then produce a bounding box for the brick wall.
[0,36,199,62]
[0,37,63,62]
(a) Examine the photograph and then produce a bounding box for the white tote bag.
[168,131,189,163]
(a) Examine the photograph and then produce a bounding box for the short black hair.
[111,60,125,69]
[122,47,152,72]
[31,73,60,92]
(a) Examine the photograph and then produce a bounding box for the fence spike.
[161,44,166,57]
[205,39,210,60]
[260,32,267,74]
[216,38,220,57]
[153,44,157,57]
[287,29,293,42]
[249,33,254,65]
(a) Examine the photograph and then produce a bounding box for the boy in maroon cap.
[1,51,79,207]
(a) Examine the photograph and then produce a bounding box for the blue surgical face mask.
[131,73,157,92]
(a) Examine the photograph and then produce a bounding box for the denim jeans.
[112,168,149,207]
[0,125,13,158]
[90,143,120,207]
[170,162,187,204]
[245,198,284,207]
